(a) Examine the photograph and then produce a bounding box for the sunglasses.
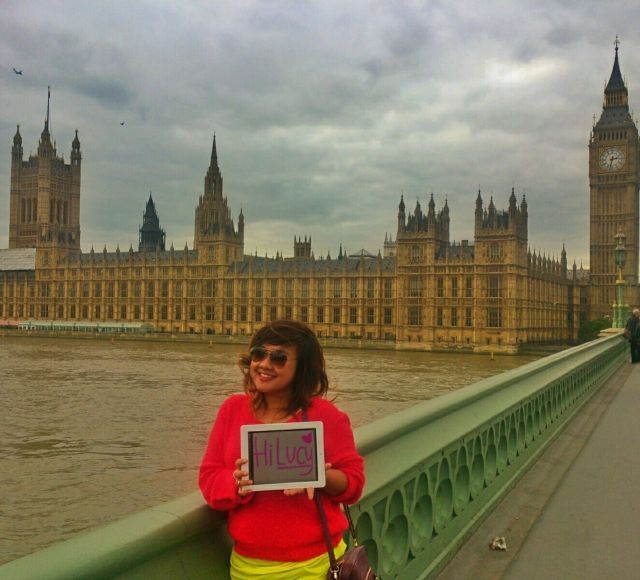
[249,346,293,368]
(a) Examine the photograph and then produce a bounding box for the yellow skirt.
[230,539,347,580]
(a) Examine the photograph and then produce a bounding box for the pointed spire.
[13,124,22,147]
[210,133,218,167]
[45,86,51,132]
[606,36,625,94]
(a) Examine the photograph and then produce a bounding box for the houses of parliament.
[1,46,638,352]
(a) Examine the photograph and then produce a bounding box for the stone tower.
[589,41,640,316]
[9,89,81,257]
[139,193,166,251]
[194,135,244,264]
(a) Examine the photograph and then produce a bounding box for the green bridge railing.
[0,334,626,579]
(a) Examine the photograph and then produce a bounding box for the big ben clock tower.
[589,40,640,317]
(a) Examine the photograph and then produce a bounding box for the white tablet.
[240,421,326,491]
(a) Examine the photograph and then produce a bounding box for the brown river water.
[0,335,539,563]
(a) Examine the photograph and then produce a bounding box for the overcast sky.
[1,0,639,266]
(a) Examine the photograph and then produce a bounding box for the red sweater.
[199,394,365,561]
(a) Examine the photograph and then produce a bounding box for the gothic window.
[189,306,196,321]
[384,279,392,299]
[205,306,214,321]
[226,306,234,320]
[367,278,375,299]
[175,282,183,298]
[119,282,128,298]
[410,245,421,264]
[451,278,458,298]
[349,307,357,324]
[436,277,444,298]
[487,307,502,327]
[255,280,263,299]
[225,280,234,298]
[301,279,309,299]
[317,279,325,299]
[95,283,102,298]
[350,279,358,298]
[161,281,169,298]
[285,279,293,299]
[146,282,154,298]
[254,306,262,322]
[409,306,422,326]
[160,305,168,320]
[409,276,421,298]
[240,306,247,322]
[436,307,443,326]
[333,307,341,324]
[489,243,502,261]
[285,306,292,319]
[205,280,215,298]
[134,305,141,320]
[133,282,141,298]
[384,307,392,325]
[270,306,277,321]
[316,306,324,323]
[465,307,473,327]
[367,307,375,324]
[270,279,278,298]
[301,306,308,322]
[465,276,473,298]
[333,279,341,298]
[488,276,501,298]
[451,307,458,327]
[240,280,248,298]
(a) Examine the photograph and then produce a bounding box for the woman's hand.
[283,463,347,499]
[233,458,253,497]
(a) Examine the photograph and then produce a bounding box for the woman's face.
[249,343,298,401]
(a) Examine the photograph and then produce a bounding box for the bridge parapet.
[0,334,626,579]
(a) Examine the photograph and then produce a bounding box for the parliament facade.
[1,46,638,352]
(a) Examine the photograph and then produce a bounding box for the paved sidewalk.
[438,361,640,580]
[504,362,640,580]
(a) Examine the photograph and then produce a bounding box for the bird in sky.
[120,121,125,126]
[12,68,23,75]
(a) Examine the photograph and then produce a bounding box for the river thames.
[0,335,539,563]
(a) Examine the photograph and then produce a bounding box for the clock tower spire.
[588,39,640,317]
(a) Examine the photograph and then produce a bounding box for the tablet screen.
[240,421,326,491]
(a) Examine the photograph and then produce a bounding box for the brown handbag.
[314,493,378,580]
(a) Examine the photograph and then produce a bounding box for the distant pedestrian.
[624,308,640,363]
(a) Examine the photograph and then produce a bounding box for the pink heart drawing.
[302,432,312,444]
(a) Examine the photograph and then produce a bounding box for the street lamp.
[613,229,627,328]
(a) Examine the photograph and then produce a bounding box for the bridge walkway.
[438,360,640,580]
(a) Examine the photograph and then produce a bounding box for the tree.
[578,316,612,343]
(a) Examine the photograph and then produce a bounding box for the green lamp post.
[613,229,627,328]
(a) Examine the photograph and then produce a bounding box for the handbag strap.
[302,406,359,576]
[315,492,340,576]
[302,408,340,575]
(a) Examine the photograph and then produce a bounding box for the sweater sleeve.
[324,405,365,505]
[199,397,253,511]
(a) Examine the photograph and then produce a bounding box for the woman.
[199,320,365,579]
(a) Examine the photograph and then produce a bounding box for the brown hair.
[239,320,329,415]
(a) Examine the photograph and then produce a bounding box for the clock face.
[599,147,626,171]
